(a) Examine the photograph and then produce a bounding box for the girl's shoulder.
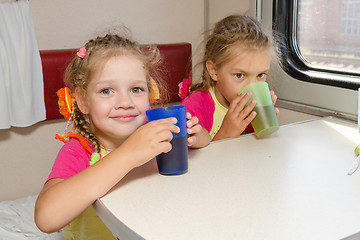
[180,90,214,111]
[62,138,90,153]
[58,135,94,162]
[182,89,212,103]
[46,135,94,182]
[66,133,94,154]
[180,89,215,133]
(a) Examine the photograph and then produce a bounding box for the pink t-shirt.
[46,138,93,183]
[180,90,215,133]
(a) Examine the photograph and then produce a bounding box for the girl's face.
[207,47,271,108]
[77,54,150,148]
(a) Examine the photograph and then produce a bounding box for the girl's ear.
[74,89,89,114]
[205,60,218,81]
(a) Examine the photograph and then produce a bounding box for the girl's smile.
[110,114,138,122]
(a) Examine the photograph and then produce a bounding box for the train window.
[273,0,360,90]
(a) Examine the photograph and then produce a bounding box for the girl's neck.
[92,125,127,152]
[100,145,114,152]
[98,136,127,153]
[213,85,230,108]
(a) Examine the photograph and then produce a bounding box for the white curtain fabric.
[0,0,45,129]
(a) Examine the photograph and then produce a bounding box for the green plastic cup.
[238,82,279,137]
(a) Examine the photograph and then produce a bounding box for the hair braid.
[71,103,101,153]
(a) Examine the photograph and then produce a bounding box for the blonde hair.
[64,33,166,152]
[192,14,281,91]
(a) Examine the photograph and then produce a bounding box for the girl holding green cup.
[179,14,281,141]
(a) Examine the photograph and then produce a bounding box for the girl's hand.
[185,112,211,148]
[120,117,180,168]
[212,92,256,141]
[270,90,280,116]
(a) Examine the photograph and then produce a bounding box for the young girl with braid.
[34,32,209,239]
[179,14,281,141]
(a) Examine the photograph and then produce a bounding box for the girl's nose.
[114,93,134,109]
[249,77,258,84]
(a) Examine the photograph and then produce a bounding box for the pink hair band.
[76,46,86,58]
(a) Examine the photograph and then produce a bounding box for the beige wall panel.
[1,0,259,201]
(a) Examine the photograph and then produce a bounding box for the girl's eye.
[100,88,113,95]
[131,87,144,94]
[235,73,244,79]
[258,73,267,79]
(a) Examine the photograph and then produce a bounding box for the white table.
[94,117,360,240]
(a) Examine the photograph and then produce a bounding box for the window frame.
[272,0,360,90]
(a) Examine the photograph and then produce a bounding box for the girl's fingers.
[229,92,251,114]
[275,107,280,116]
[187,116,199,128]
[156,141,173,154]
[187,122,201,134]
[148,117,177,125]
[148,117,180,134]
[238,99,256,119]
[187,135,195,146]
[227,93,241,113]
[245,111,256,123]
[159,129,175,142]
[232,94,256,119]
[186,112,192,120]
[270,90,277,104]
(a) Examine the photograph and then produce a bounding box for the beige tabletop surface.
[94,117,360,240]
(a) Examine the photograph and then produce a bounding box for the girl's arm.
[35,118,179,233]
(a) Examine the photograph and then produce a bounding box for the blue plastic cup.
[146,106,188,175]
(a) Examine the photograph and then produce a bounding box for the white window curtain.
[0,0,45,129]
